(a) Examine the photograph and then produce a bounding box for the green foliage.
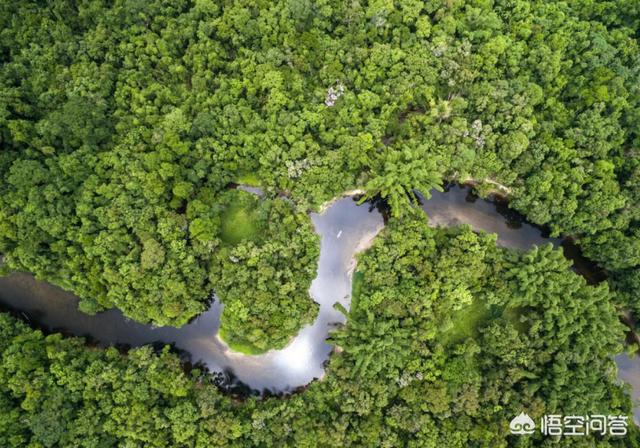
[236,173,262,187]
[611,268,640,319]
[440,298,493,346]
[329,217,635,446]
[1,0,640,444]
[1,0,640,320]
[211,190,320,353]
[219,191,262,245]
[362,147,444,216]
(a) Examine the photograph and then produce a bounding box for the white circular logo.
[510,412,536,435]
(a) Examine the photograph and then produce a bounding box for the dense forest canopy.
[1,0,640,446]
[210,189,320,353]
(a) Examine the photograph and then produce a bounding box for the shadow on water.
[418,184,608,284]
[363,193,392,224]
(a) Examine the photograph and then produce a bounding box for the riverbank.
[461,177,513,197]
[316,188,366,214]
[0,185,638,416]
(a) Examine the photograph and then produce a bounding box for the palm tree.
[362,146,443,217]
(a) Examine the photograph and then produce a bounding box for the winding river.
[0,185,638,418]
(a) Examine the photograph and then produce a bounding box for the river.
[0,184,637,417]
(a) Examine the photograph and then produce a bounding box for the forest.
[1,0,640,446]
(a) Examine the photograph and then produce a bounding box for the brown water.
[0,185,636,416]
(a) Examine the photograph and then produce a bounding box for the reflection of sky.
[419,186,558,250]
[274,333,315,372]
[615,354,640,425]
[212,197,385,389]
[0,196,385,392]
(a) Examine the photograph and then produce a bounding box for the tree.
[362,146,444,216]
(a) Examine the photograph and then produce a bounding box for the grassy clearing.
[351,271,364,310]
[220,200,260,245]
[441,299,492,345]
[441,298,527,345]
[218,327,268,355]
[502,306,527,333]
[236,172,261,187]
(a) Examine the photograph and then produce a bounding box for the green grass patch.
[236,172,261,187]
[441,299,492,345]
[502,306,528,333]
[220,200,260,245]
[441,299,528,346]
[351,271,364,310]
[218,327,268,355]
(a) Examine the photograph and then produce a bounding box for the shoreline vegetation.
[461,177,512,197]
[1,185,638,445]
[0,206,637,444]
[2,2,638,332]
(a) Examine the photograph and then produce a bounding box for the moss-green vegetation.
[219,192,261,245]
[440,299,492,345]
[351,271,364,309]
[441,300,527,345]
[236,173,262,188]
[217,327,264,355]
[1,0,640,328]
[1,0,640,444]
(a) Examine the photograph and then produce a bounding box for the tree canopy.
[1,0,640,321]
[1,0,640,445]
[210,189,320,353]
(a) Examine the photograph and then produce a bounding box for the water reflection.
[419,185,607,283]
[0,196,384,392]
